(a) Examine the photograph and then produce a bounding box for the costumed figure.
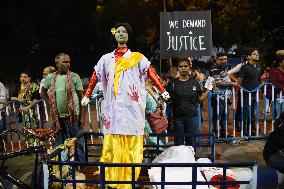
[81,23,170,189]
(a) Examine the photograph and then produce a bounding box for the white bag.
[149,146,208,189]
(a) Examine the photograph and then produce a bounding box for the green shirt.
[44,72,83,118]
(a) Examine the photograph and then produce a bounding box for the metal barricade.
[207,83,282,140]
[0,100,53,189]
[43,132,257,189]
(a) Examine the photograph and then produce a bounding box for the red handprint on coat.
[128,84,139,102]
[103,116,110,129]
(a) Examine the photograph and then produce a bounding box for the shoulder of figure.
[70,72,81,78]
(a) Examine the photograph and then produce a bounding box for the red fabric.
[268,67,284,89]
[210,174,240,189]
[85,71,98,98]
[84,48,128,98]
[148,66,165,93]
[115,47,128,60]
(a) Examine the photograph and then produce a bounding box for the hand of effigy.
[81,96,90,106]
[161,91,170,101]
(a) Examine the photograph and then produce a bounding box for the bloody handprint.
[103,116,110,129]
[128,84,139,102]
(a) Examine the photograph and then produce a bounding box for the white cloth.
[149,146,208,189]
[0,82,7,109]
[39,78,45,94]
[94,49,150,135]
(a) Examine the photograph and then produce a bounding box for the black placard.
[160,11,213,59]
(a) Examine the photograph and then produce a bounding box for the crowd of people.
[0,22,284,188]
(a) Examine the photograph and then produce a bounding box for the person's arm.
[147,66,165,93]
[229,74,238,83]
[217,81,238,87]
[147,66,170,101]
[19,99,38,112]
[20,85,40,112]
[227,63,243,75]
[84,71,98,98]
[81,71,98,106]
[199,89,210,102]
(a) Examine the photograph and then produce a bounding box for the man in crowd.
[41,53,85,161]
[237,48,262,136]
[210,53,237,138]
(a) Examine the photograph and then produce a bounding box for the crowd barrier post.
[248,92,252,136]
[240,88,244,137]
[225,90,228,138]
[263,85,267,134]
[252,164,258,189]
[256,89,260,136]
[208,92,212,134]
[197,103,202,144]
[36,103,42,129]
[216,94,220,138]
[232,87,236,137]
[87,103,94,144]
[271,85,275,131]
[280,91,283,114]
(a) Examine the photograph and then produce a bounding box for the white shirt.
[95,49,150,135]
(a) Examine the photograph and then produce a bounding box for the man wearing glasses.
[210,52,237,138]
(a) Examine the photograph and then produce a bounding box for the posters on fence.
[160,11,213,59]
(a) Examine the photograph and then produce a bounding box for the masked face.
[20,73,31,84]
[115,26,128,45]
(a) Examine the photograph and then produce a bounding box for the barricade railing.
[82,132,215,163]
[43,157,257,189]
[0,100,52,188]
[207,82,282,140]
[43,161,257,189]
[43,132,257,189]
[0,99,53,152]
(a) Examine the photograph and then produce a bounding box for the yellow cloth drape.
[100,134,144,189]
[113,52,143,97]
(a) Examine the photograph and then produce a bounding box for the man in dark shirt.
[238,48,262,136]
[167,58,210,145]
[210,53,237,138]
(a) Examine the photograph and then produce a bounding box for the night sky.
[0,0,283,83]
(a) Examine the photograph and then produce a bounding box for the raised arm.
[147,65,170,100]
[81,71,98,106]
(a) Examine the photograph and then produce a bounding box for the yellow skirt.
[100,134,144,189]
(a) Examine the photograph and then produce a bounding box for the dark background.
[0,0,283,82]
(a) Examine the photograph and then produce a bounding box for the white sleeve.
[139,55,151,78]
[227,63,243,75]
[94,55,106,81]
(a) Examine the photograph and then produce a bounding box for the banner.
[160,11,213,59]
